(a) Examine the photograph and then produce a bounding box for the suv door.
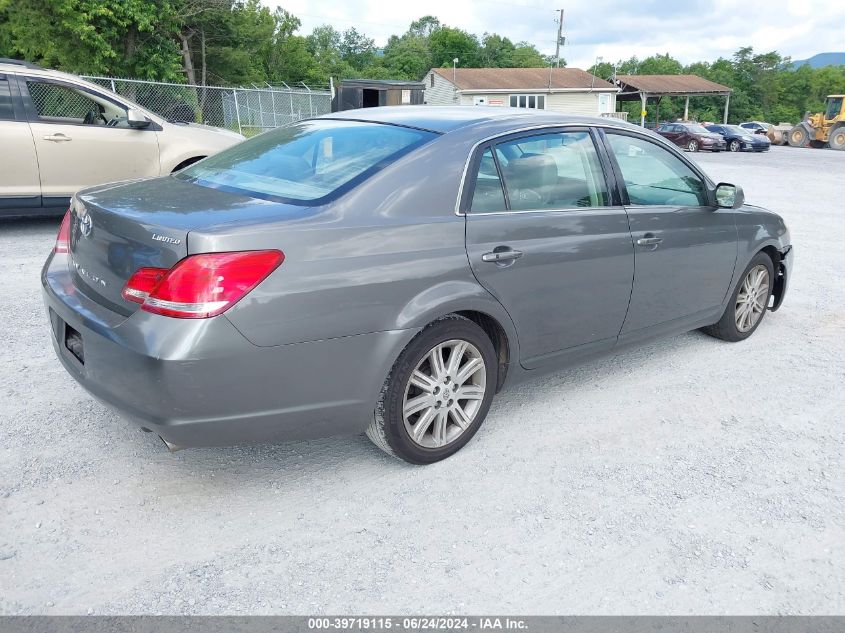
[463,128,634,369]
[604,131,738,338]
[0,73,41,214]
[20,76,160,202]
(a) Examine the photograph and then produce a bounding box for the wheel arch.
[454,310,511,392]
[394,281,520,393]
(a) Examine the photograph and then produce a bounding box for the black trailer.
[331,79,425,112]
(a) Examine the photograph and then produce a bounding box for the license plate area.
[64,323,84,365]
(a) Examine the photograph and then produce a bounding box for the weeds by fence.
[82,76,332,136]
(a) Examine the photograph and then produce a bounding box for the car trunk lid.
[68,176,309,315]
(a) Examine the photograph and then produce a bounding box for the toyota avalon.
[42,107,793,464]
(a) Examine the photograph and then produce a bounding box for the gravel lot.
[1,145,843,615]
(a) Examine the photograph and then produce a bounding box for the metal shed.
[331,79,425,112]
[615,75,733,126]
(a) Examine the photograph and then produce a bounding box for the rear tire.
[366,315,497,464]
[830,126,845,151]
[702,252,774,342]
[788,126,810,148]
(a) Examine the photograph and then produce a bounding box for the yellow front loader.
[788,95,845,150]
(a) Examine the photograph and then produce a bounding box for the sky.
[269,0,845,69]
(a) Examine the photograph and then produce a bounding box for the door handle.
[482,249,523,263]
[636,235,663,246]
[43,133,72,142]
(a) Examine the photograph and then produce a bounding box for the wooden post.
[684,96,690,121]
[723,93,730,124]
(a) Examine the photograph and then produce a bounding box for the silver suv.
[0,58,243,217]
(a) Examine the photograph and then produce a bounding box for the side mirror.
[126,108,151,129]
[715,183,744,209]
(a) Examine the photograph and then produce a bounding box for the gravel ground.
[1,145,843,615]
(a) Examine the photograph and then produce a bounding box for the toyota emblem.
[79,213,93,238]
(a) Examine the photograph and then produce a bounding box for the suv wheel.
[366,315,497,464]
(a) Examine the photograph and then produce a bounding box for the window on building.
[430,73,434,88]
[508,94,545,110]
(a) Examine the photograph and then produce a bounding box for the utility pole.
[554,9,564,68]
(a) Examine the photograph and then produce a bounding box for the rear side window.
[470,149,507,213]
[492,131,609,211]
[0,75,14,121]
[179,119,436,204]
[607,133,706,206]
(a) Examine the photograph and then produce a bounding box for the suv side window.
[25,79,130,127]
[607,133,707,207]
[0,75,14,121]
[488,130,609,212]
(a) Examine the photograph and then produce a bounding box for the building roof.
[430,67,617,92]
[616,74,732,97]
[339,79,424,89]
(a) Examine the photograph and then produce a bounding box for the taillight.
[54,209,71,254]
[121,250,284,319]
[122,267,168,303]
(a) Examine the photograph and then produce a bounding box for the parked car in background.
[655,122,726,152]
[739,121,772,135]
[706,124,771,152]
[42,107,793,464]
[0,58,244,218]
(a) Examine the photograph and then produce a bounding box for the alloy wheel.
[688,140,699,152]
[730,140,740,152]
[402,339,487,449]
[735,265,770,333]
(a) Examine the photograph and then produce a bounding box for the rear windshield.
[178,119,436,204]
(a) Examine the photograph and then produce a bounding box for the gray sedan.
[42,107,793,464]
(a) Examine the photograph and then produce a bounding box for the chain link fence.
[82,76,332,137]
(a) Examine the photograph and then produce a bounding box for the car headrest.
[505,153,558,190]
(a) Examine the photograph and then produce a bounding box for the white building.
[424,67,621,118]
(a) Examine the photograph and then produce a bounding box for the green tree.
[429,26,480,68]
[0,0,182,79]
[511,42,548,67]
[339,27,376,71]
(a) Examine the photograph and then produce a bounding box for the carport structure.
[615,75,733,127]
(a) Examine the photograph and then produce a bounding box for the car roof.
[320,105,638,134]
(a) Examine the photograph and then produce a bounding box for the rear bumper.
[42,252,418,448]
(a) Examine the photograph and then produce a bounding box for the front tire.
[729,140,741,152]
[366,315,497,464]
[687,140,699,152]
[830,126,845,151]
[788,126,810,148]
[702,253,774,342]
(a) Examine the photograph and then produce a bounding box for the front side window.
[26,79,130,127]
[472,130,608,213]
[826,97,843,120]
[179,119,436,204]
[607,133,707,206]
[0,75,14,121]
[509,94,545,110]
